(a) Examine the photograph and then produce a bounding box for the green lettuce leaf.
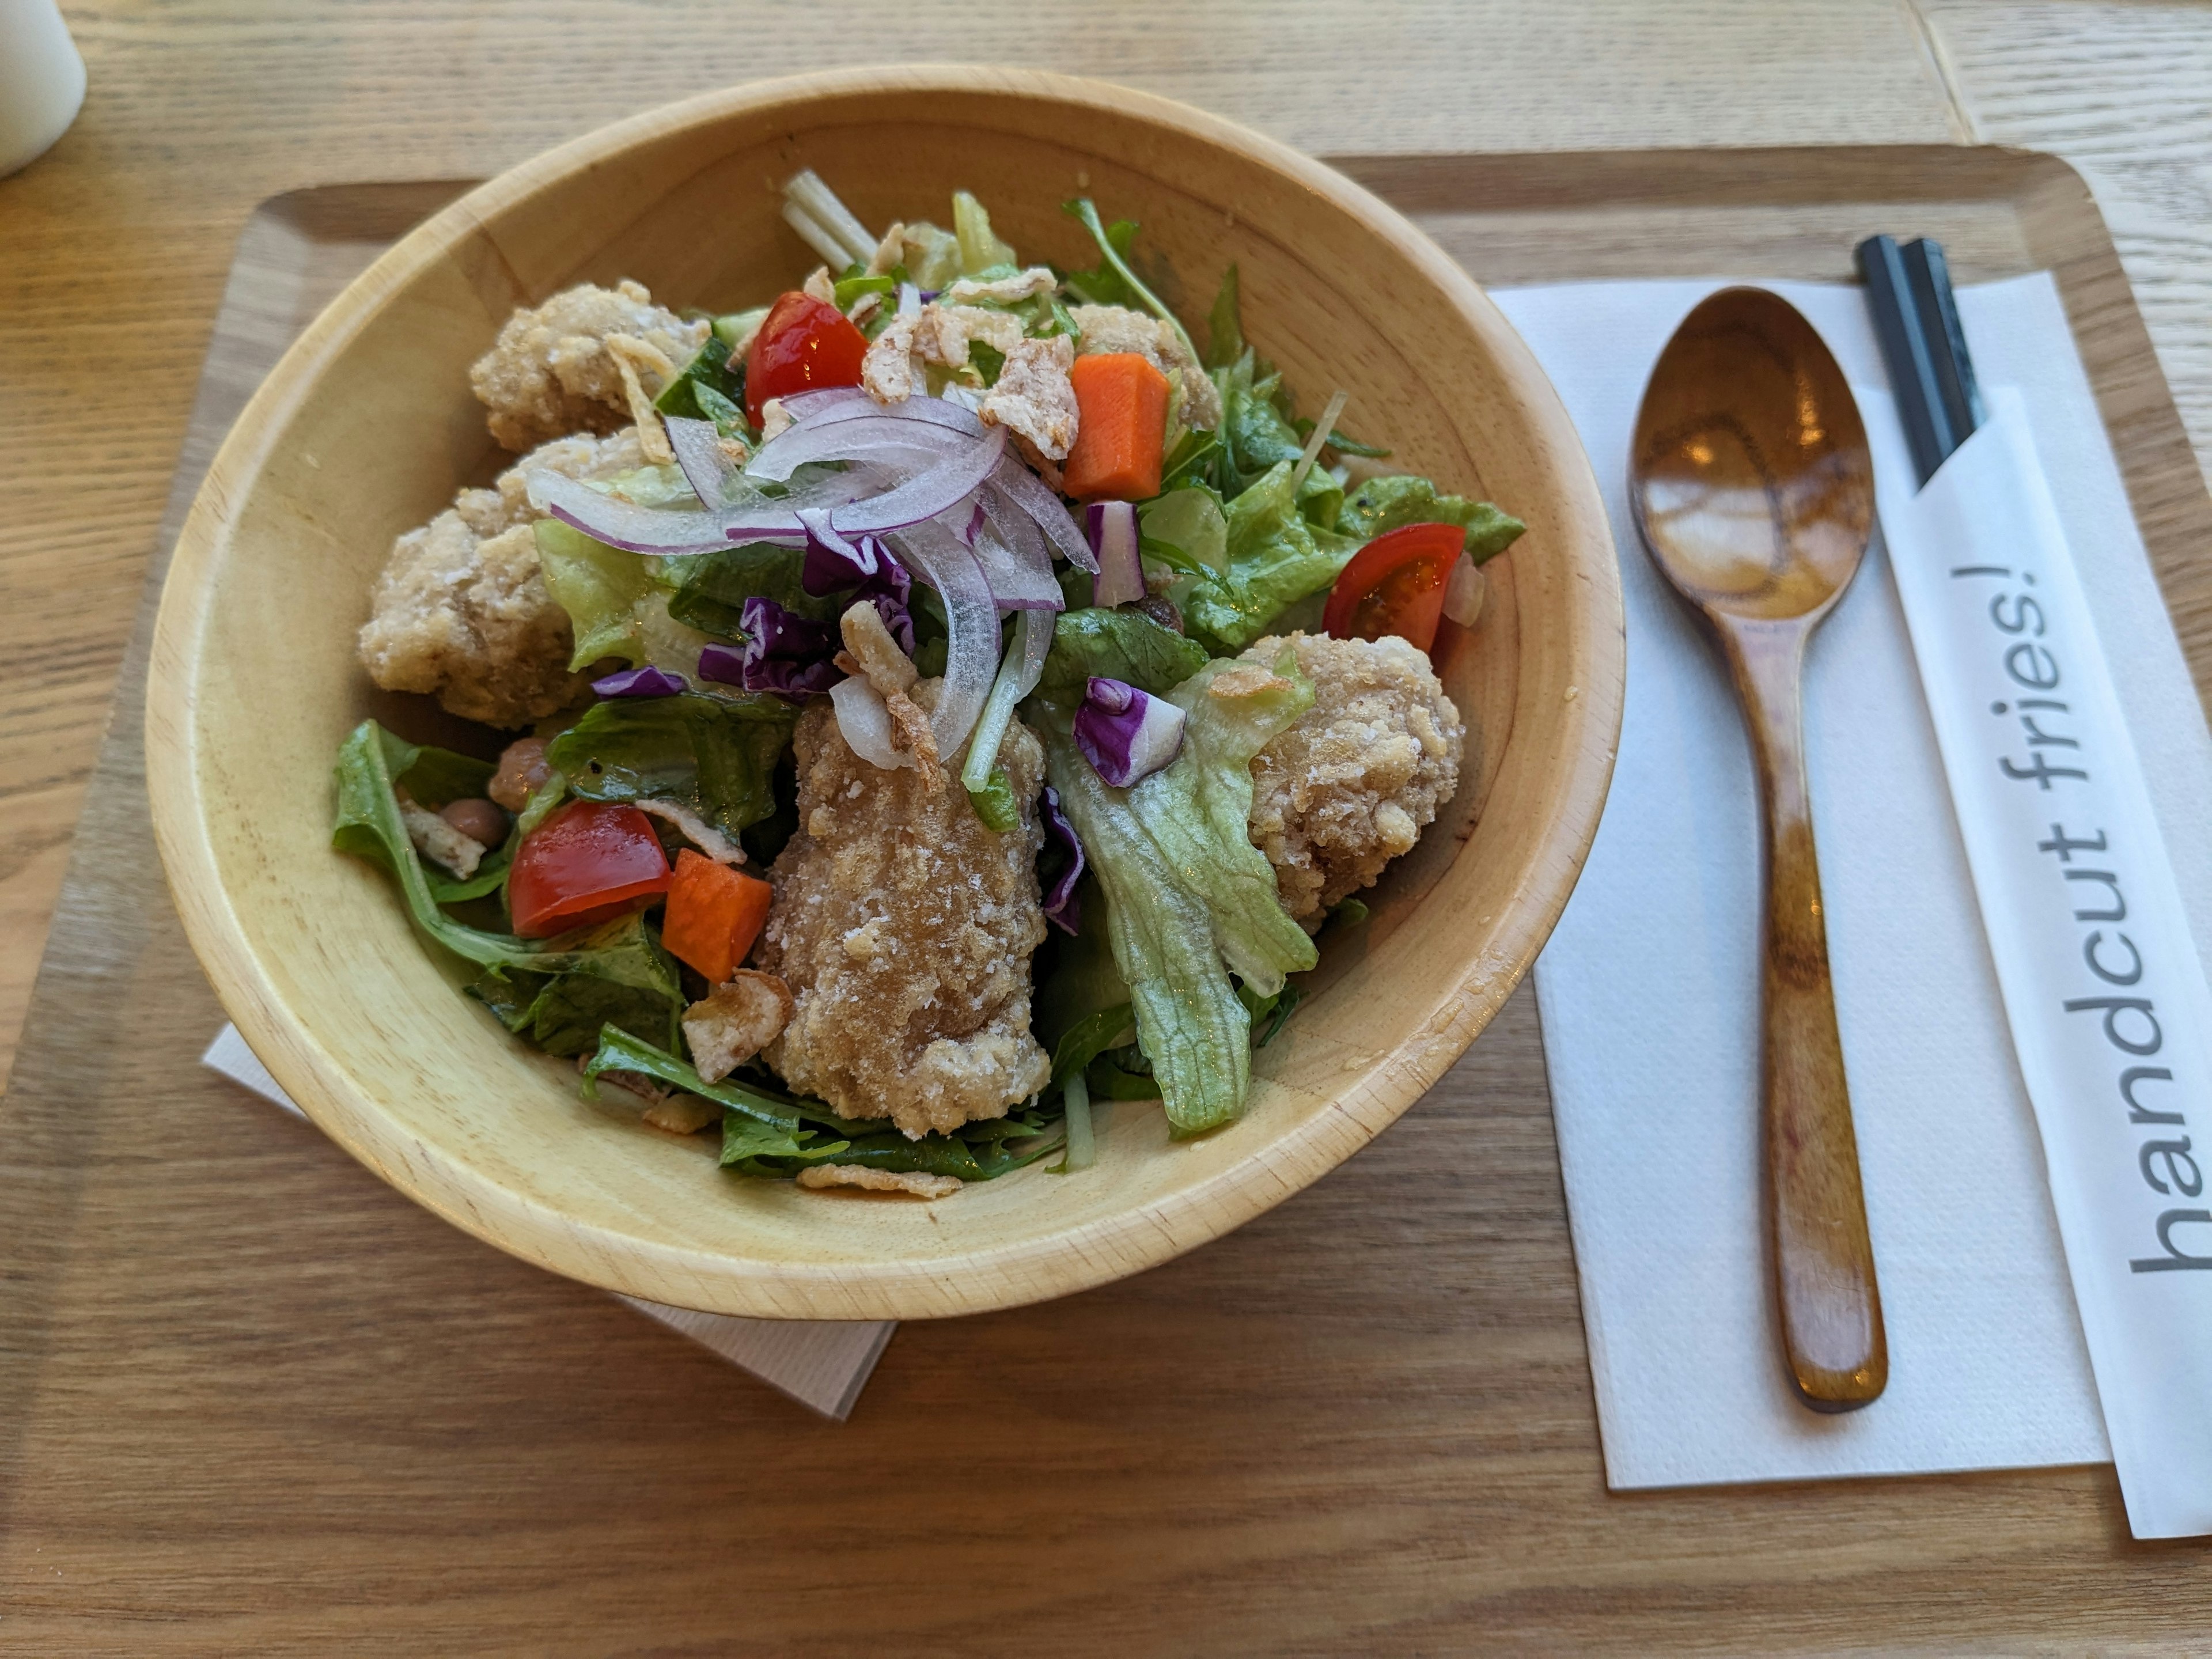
[333,721,684,1045]
[662,540,835,638]
[467,912,683,1056]
[1138,485,1229,579]
[1034,607,1210,702]
[1204,263,1245,370]
[546,691,796,839]
[1062,213,1142,308]
[953,189,1020,275]
[1033,650,1316,1137]
[537,520,657,668]
[1181,461,1362,650]
[1336,475,1527,565]
[653,332,748,435]
[579,1027,1063,1181]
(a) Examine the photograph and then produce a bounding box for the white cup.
[0,0,87,179]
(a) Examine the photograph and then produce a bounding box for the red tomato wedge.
[660,850,774,984]
[744,291,869,425]
[1323,522,1465,654]
[509,802,672,940]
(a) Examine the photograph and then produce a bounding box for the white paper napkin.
[1506,273,2212,1503]
[200,1024,895,1418]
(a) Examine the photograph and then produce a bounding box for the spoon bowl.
[1633,287,1872,625]
[1629,286,1888,1412]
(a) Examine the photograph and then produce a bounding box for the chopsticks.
[1855,234,1985,486]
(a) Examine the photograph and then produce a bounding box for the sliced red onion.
[967,527,1063,611]
[1085,501,1144,608]
[527,472,762,554]
[831,425,1007,536]
[1039,784,1085,935]
[593,664,688,698]
[1073,676,1185,788]
[1442,553,1487,627]
[888,519,999,759]
[990,456,1094,572]
[664,415,742,506]
[828,675,911,771]
[788,388,986,438]
[747,416,969,482]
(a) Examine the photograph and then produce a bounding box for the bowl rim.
[146,65,1624,1320]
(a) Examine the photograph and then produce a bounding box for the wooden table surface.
[5,2,2212,1650]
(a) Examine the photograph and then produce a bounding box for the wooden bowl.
[146,67,1623,1320]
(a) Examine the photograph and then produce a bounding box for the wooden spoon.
[1629,287,1888,1411]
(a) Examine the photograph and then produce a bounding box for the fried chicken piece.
[1243,631,1464,928]
[757,698,1051,1137]
[468,280,707,451]
[358,429,643,728]
[1070,302,1222,430]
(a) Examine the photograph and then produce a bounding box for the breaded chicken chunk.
[357,429,642,728]
[468,280,708,451]
[757,695,1052,1137]
[1243,632,1464,928]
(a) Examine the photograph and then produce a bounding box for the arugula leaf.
[1060,199,1200,369]
[469,912,684,1056]
[1336,475,1527,565]
[1181,461,1363,650]
[334,722,685,1044]
[547,691,796,839]
[579,1027,1063,1181]
[1292,416,1391,459]
[1051,1001,1137,1089]
[1062,214,1142,307]
[1204,263,1245,370]
[1033,607,1210,702]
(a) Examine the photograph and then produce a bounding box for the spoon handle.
[1724,618,1888,1411]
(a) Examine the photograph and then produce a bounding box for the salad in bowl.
[340,169,1524,1202]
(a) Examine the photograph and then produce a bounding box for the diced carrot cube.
[660,850,773,984]
[1062,353,1171,501]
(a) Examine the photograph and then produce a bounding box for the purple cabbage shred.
[1039,784,1085,935]
[592,664,687,698]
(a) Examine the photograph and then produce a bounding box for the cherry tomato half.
[744,291,869,425]
[1322,522,1466,654]
[508,801,672,940]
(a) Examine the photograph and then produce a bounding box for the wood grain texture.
[142,69,1626,1320]
[0,0,1966,1090]
[1919,0,2212,484]
[9,143,2212,1651]
[1629,288,1887,1408]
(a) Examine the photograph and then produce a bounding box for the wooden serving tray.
[5,148,2208,1651]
